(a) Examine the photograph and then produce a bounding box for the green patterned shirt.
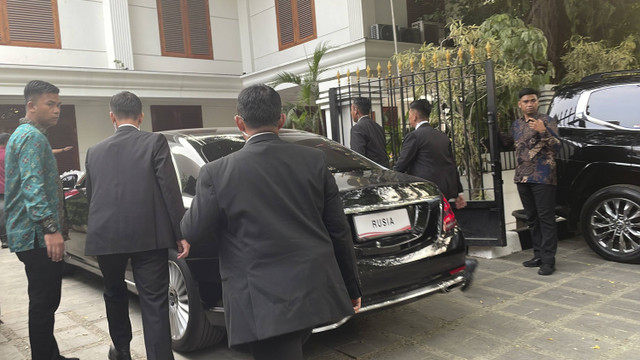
[5,119,61,252]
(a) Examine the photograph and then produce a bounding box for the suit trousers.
[97,249,174,360]
[16,247,64,360]
[249,329,311,360]
[517,183,558,265]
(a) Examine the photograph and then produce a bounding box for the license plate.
[353,208,412,240]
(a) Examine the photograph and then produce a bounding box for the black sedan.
[62,128,475,352]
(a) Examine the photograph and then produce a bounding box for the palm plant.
[271,42,329,134]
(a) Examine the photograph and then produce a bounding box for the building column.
[103,0,134,70]
[347,0,365,41]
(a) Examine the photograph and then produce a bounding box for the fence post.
[328,88,341,142]
[484,59,506,244]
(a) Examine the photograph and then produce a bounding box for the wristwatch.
[41,216,58,234]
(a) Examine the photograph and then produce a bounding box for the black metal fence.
[328,58,502,201]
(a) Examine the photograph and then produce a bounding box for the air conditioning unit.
[411,20,445,45]
[370,24,396,41]
[399,27,422,44]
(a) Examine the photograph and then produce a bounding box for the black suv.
[548,70,640,263]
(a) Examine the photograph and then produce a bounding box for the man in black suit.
[350,97,389,167]
[394,99,467,209]
[181,84,361,360]
[85,91,190,360]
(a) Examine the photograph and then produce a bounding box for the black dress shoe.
[538,263,556,276]
[108,346,132,360]
[522,257,542,267]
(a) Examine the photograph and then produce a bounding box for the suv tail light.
[442,196,457,232]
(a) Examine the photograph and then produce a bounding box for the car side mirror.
[61,174,78,190]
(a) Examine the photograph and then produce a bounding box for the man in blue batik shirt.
[511,88,561,276]
[5,80,78,360]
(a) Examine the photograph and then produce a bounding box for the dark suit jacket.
[84,125,184,255]
[350,116,389,167]
[181,133,361,346]
[393,123,463,200]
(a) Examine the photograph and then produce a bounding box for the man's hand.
[527,118,546,133]
[352,297,362,313]
[176,239,190,259]
[44,232,65,262]
[455,195,467,209]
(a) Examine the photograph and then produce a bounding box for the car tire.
[580,185,640,263]
[168,249,226,352]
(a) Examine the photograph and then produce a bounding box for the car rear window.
[193,134,379,173]
[287,137,379,172]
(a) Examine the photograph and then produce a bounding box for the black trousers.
[16,247,64,360]
[517,183,558,265]
[249,329,311,360]
[97,249,174,360]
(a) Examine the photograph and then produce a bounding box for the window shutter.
[277,0,295,48]
[296,0,315,40]
[160,0,185,54]
[186,0,211,57]
[6,0,57,45]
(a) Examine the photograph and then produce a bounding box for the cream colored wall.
[0,0,108,68]
[71,100,113,169]
[128,0,243,74]
[69,97,237,171]
[247,0,351,72]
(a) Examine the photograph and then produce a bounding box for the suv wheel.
[580,185,640,263]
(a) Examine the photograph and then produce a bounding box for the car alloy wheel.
[167,249,226,352]
[581,185,640,263]
[168,260,190,341]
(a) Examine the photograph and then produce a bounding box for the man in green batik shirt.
[5,80,78,360]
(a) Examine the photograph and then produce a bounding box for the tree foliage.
[270,42,328,133]
[560,35,637,83]
[438,0,640,81]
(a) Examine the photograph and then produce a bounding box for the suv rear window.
[586,85,640,129]
[548,93,579,126]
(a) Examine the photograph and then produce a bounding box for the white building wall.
[128,0,243,75]
[70,98,237,168]
[0,0,108,68]
[0,0,418,170]
[247,0,351,72]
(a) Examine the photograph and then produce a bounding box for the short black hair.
[0,133,9,146]
[409,99,432,119]
[518,88,539,99]
[236,84,281,129]
[353,97,371,115]
[110,91,142,119]
[24,80,59,104]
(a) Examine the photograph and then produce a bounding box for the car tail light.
[449,265,466,275]
[442,196,457,232]
[64,189,79,199]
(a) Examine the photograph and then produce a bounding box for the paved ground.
[2,235,640,360]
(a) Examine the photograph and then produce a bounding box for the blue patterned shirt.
[511,113,561,185]
[5,119,61,252]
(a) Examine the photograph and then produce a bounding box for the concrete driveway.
[1,235,640,360]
